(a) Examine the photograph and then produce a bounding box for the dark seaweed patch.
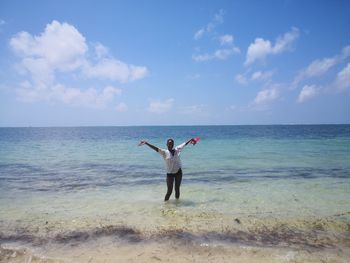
[0,223,345,250]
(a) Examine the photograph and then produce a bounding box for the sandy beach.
[1,236,349,263]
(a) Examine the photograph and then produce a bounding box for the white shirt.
[158,142,186,174]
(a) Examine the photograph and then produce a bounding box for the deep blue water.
[1,125,350,141]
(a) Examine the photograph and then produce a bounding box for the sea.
[0,125,349,262]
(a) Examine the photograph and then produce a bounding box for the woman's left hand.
[138,140,146,146]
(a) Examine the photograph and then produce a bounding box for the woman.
[139,138,196,201]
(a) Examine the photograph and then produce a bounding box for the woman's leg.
[164,175,174,201]
[174,169,183,199]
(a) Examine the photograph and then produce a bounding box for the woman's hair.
[167,138,174,144]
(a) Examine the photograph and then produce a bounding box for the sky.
[0,0,350,126]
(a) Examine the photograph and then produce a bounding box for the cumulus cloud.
[235,71,273,85]
[297,85,318,103]
[303,58,337,77]
[245,38,272,65]
[94,42,109,59]
[245,27,299,66]
[17,83,121,108]
[192,47,240,61]
[254,88,279,105]
[219,34,233,46]
[10,21,87,73]
[148,98,174,114]
[192,53,212,62]
[334,63,350,91]
[194,10,224,40]
[251,71,274,81]
[83,58,148,83]
[214,47,240,59]
[9,20,148,108]
[293,45,350,87]
[83,42,149,82]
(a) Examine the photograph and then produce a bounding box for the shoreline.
[1,216,350,263]
[1,235,349,263]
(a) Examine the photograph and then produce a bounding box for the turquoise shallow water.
[0,125,350,251]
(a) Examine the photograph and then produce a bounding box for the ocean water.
[0,125,350,262]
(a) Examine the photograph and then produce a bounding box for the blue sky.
[0,0,349,126]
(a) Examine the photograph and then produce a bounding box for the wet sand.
[1,218,350,263]
[1,239,349,263]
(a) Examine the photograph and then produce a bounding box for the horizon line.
[1,123,350,128]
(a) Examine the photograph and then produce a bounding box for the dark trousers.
[164,168,182,201]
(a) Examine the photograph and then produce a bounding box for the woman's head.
[167,138,174,150]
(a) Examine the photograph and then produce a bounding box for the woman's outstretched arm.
[139,140,159,152]
[175,138,196,152]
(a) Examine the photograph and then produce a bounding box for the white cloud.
[193,10,224,40]
[193,47,239,61]
[273,27,300,53]
[254,88,279,105]
[84,42,149,82]
[10,21,87,74]
[194,29,205,40]
[9,20,148,108]
[116,102,128,112]
[219,34,233,46]
[52,85,121,107]
[94,42,109,59]
[251,71,273,81]
[214,47,240,59]
[340,45,350,60]
[235,71,273,85]
[245,27,299,66]
[297,85,318,103]
[16,83,121,108]
[179,104,205,115]
[20,57,55,85]
[83,59,148,83]
[148,98,174,114]
[293,45,350,87]
[235,74,248,85]
[16,81,50,102]
[192,10,239,63]
[129,65,149,81]
[245,38,272,65]
[303,58,337,77]
[192,53,212,62]
[334,63,350,91]
[213,9,224,24]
